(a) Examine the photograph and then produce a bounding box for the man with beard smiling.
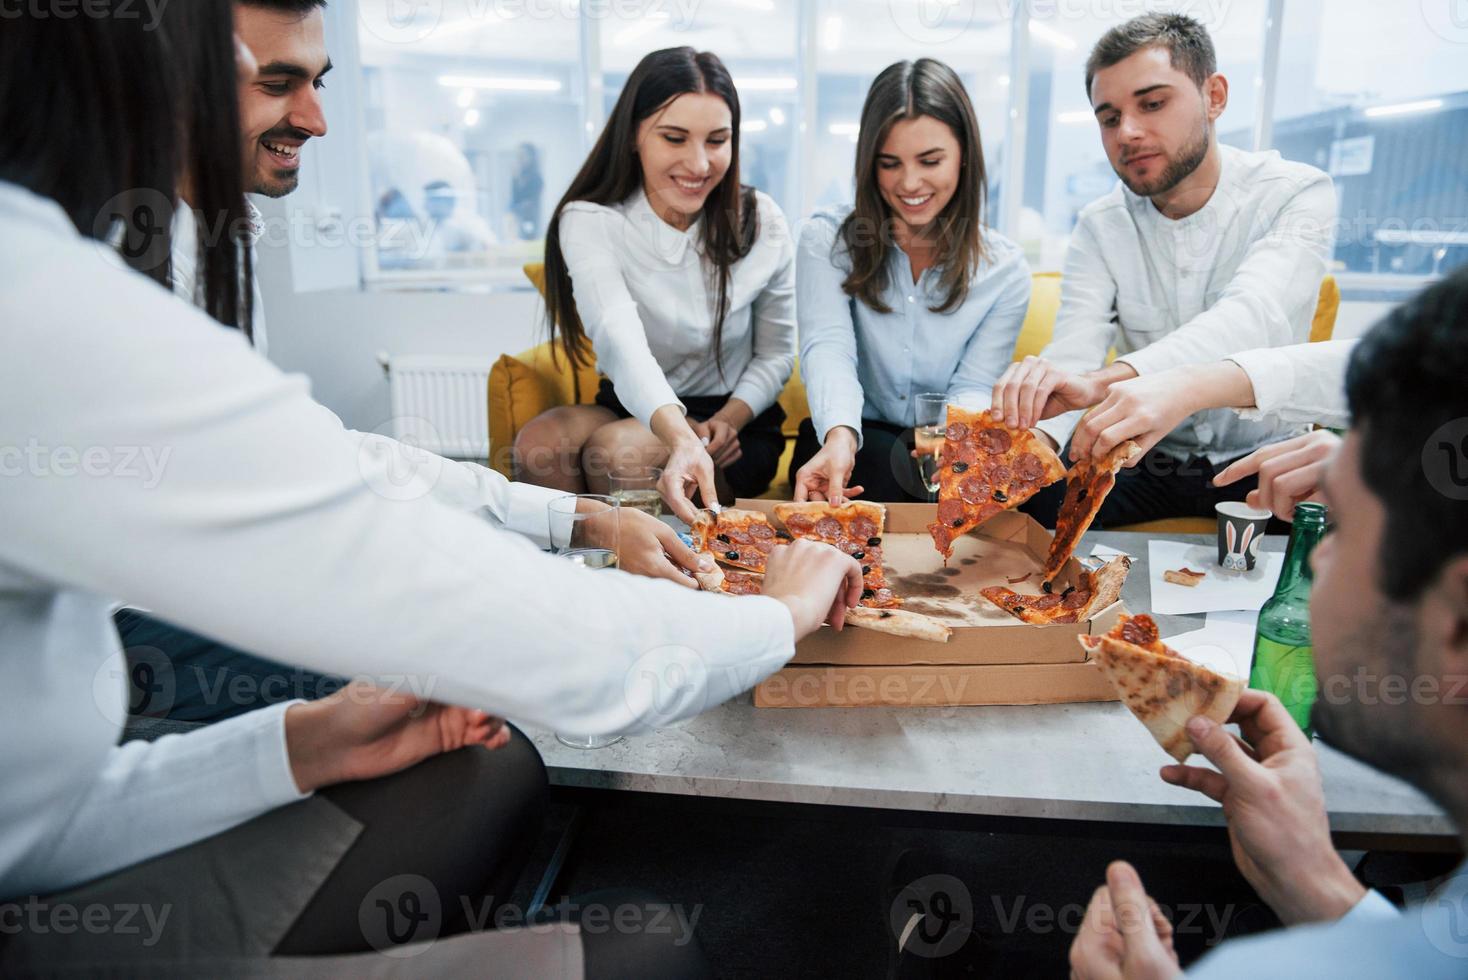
[994,13,1337,529]
[236,0,330,200]
[1067,271,1468,978]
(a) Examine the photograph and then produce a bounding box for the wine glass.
[913,393,948,501]
[608,465,663,517]
[548,494,625,749]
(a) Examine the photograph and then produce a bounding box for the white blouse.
[557,187,796,427]
[0,181,796,898]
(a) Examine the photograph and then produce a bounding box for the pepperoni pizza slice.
[1040,440,1141,583]
[978,556,1130,625]
[927,407,1067,559]
[1077,613,1244,762]
[772,501,899,608]
[689,508,789,573]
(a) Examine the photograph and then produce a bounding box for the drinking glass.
[548,494,625,749]
[608,465,663,517]
[913,393,949,500]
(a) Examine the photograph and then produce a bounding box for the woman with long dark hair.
[517,46,797,522]
[790,59,1031,503]
[0,4,859,972]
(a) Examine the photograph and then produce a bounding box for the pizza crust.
[844,606,952,643]
[772,500,886,535]
[1164,568,1207,587]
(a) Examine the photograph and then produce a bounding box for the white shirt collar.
[625,186,702,265]
[0,181,78,238]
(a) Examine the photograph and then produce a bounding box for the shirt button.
[900,394,908,400]
[908,296,916,303]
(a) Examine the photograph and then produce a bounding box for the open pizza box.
[730,500,1127,707]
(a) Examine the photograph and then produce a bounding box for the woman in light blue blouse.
[791,58,1031,503]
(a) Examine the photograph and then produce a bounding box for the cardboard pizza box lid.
[735,500,1126,669]
[753,660,1120,708]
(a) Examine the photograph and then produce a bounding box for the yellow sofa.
[489,267,1339,531]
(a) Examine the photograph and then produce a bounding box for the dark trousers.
[116,608,346,723]
[1021,445,1284,531]
[788,417,932,503]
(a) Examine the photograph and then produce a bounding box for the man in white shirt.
[991,12,1336,528]
[1065,270,1468,978]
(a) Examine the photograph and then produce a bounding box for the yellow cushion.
[1310,275,1340,344]
[1014,272,1061,361]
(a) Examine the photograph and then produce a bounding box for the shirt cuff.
[1114,345,1173,377]
[1338,888,1401,925]
[815,413,865,450]
[257,699,314,804]
[502,480,565,547]
[729,379,777,420]
[1226,348,1296,422]
[1034,409,1083,454]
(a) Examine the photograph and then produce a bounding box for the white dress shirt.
[1189,872,1467,977]
[558,188,797,427]
[1229,339,1355,429]
[797,207,1031,447]
[1036,144,1337,463]
[0,181,796,898]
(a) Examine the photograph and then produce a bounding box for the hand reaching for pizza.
[991,356,1110,431]
[1070,369,1205,463]
[1068,862,1180,980]
[614,506,710,589]
[793,426,865,505]
[762,539,865,637]
[1213,430,1340,521]
[1158,690,1366,925]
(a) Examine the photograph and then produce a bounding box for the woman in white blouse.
[791,59,1031,504]
[515,47,797,522]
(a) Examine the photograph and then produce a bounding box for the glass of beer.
[913,393,948,500]
[609,465,663,517]
[547,494,624,749]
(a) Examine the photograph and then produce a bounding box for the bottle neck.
[1275,513,1327,597]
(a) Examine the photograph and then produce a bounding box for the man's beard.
[1312,601,1442,796]
[1118,120,1210,198]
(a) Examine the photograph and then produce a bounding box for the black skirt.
[594,379,787,499]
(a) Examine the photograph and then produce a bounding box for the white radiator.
[384,355,497,460]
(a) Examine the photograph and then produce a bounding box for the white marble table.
[527,532,1452,841]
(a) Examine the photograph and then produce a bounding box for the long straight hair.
[0,0,251,334]
[542,47,758,377]
[840,59,990,315]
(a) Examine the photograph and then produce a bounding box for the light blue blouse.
[796,206,1031,446]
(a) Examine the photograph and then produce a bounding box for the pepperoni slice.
[784,514,814,534]
[747,522,775,540]
[947,443,979,468]
[814,516,844,541]
[1014,452,1046,483]
[1120,616,1160,647]
[1034,593,1064,610]
[1061,589,1090,609]
[849,515,879,540]
[740,548,765,567]
[987,463,1013,488]
[977,428,1012,455]
[958,475,991,505]
[945,421,970,443]
[936,498,966,527]
[722,525,751,544]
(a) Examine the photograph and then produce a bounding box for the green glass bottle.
[1249,502,1329,736]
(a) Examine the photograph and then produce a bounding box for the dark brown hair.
[1084,12,1217,98]
[839,58,988,315]
[542,46,757,376]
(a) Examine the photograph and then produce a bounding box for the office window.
[357,1,584,284]
[598,1,801,221]
[811,0,1011,224]
[1272,0,1468,279]
[1019,0,1268,270]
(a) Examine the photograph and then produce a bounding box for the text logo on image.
[624,645,710,729]
[359,874,442,956]
[1421,0,1468,43]
[889,874,974,959]
[92,645,177,728]
[90,188,174,276]
[360,0,445,45]
[887,0,978,45]
[357,417,445,502]
[1422,417,1468,501]
[1424,868,1468,957]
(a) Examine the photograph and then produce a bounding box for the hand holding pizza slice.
[1078,613,1244,762]
[1041,440,1141,583]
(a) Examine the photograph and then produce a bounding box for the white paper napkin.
[1148,540,1279,615]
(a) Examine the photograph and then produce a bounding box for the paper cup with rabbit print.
[1216,501,1271,571]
